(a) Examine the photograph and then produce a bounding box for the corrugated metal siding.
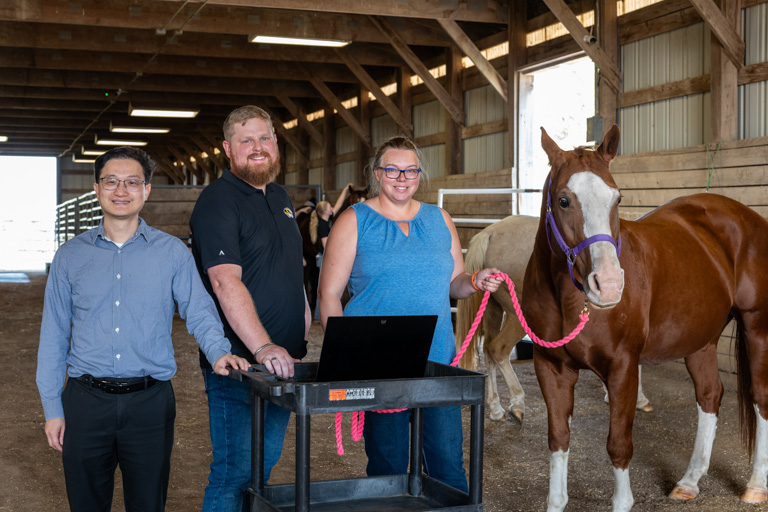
[310,138,323,160]
[371,115,399,146]
[335,161,356,189]
[421,144,446,179]
[413,100,445,137]
[283,172,297,185]
[739,3,768,138]
[462,132,509,174]
[308,167,323,186]
[620,23,710,154]
[336,125,356,154]
[465,84,507,125]
[286,145,297,166]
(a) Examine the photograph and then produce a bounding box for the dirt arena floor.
[1,272,762,511]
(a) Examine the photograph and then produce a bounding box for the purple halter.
[545,177,621,293]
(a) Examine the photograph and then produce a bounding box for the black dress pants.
[61,377,176,512]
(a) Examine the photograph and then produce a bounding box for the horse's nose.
[587,267,624,306]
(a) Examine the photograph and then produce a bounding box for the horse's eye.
[617,194,622,205]
[558,197,570,209]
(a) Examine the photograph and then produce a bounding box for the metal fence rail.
[55,192,102,248]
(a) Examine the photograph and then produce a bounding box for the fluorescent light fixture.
[95,135,147,146]
[81,146,107,156]
[110,122,170,134]
[129,102,198,118]
[0,136,7,142]
[250,35,350,47]
[72,155,96,163]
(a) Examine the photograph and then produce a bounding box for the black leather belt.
[77,375,158,394]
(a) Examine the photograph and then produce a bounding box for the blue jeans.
[201,369,292,512]
[363,406,468,493]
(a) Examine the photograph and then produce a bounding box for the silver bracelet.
[253,342,275,361]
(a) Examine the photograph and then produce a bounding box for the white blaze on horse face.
[567,172,624,307]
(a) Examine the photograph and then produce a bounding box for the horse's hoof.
[507,409,524,425]
[637,403,653,412]
[668,485,698,500]
[741,487,768,504]
[489,410,505,422]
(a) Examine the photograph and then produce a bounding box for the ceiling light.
[72,155,96,163]
[129,102,199,118]
[81,146,107,156]
[110,122,170,134]
[249,35,350,47]
[95,135,147,146]
[0,136,7,142]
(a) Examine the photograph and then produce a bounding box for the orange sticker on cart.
[329,389,347,401]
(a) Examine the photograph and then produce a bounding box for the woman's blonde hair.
[309,201,330,244]
[365,135,428,197]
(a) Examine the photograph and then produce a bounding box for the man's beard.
[230,152,281,187]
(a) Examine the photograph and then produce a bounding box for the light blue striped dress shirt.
[36,218,232,420]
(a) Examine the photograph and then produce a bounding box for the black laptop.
[315,315,438,382]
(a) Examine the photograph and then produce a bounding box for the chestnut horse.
[455,215,651,424]
[522,124,768,511]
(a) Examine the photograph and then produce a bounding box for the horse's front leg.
[535,353,579,512]
[605,364,640,512]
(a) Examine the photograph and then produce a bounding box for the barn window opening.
[0,156,57,272]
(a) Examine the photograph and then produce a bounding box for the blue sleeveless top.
[344,202,455,364]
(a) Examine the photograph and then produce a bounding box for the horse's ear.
[597,124,620,163]
[541,127,565,168]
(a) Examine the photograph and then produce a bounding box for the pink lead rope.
[334,271,591,455]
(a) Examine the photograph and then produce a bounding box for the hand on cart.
[213,353,251,376]
[254,342,301,379]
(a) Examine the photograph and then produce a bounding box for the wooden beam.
[540,0,620,93]
[277,95,323,146]
[308,76,371,146]
[357,84,370,185]
[168,145,203,183]
[397,66,412,138]
[153,0,508,24]
[335,48,413,136]
[508,0,526,190]
[436,19,507,103]
[369,16,464,126]
[689,0,745,69]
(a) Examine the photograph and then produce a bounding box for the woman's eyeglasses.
[378,167,421,180]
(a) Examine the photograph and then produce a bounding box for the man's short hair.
[223,105,274,142]
[94,147,156,182]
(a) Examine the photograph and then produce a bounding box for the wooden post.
[598,0,619,131]
[323,104,336,193]
[357,85,371,186]
[398,66,413,138]
[445,45,463,175]
[508,0,527,193]
[710,0,740,143]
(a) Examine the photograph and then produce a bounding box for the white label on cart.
[329,388,375,401]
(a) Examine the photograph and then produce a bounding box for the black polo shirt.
[190,169,307,367]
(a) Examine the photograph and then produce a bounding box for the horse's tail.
[309,211,319,245]
[736,320,757,460]
[455,228,492,370]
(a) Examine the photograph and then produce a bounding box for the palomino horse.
[455,215,651,424]
[522,124,768,511]
[296,185,367,313]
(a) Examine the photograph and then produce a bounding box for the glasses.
[378,167,421,180]
[99,177,146,192]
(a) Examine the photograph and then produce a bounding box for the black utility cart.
[230,361,486,512]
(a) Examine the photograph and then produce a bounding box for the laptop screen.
[315,315,438,382]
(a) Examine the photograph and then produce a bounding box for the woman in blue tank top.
[317,135,502,492]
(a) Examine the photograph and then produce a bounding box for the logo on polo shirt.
[284,207,294,219]
[219,250,225,256]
